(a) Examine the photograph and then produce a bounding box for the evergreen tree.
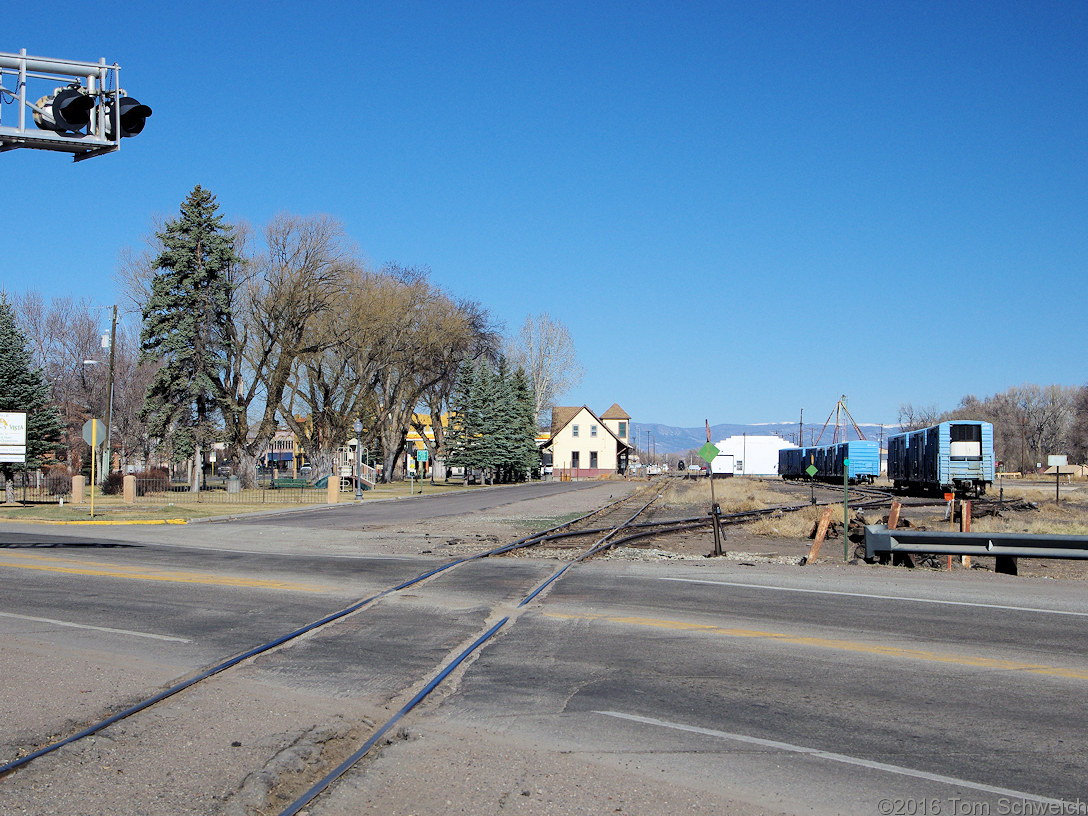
[0,294,65,499]
[446,358,540,484]
[480,358,514,482]
[510,365,541,479]
[139,186,240,489]
[446,359,483,479]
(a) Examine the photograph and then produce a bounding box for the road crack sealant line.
[276,492,664,815]
[0,491,639,778]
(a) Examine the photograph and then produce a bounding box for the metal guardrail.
[864,525,1088,561]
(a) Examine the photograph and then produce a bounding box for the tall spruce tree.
[139,186,239,490]
[510,365,541,480]
[445,359,482,480]
[480,358,512,482]
[0,294,65,501]
[446,358,540,484]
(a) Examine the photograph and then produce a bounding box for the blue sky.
[3,2,1085,428]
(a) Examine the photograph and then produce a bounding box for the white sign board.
[0,412,27,446]
[1048,455,1068,467]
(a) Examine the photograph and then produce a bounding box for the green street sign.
[805,464,818,477]
[697,442,719,464]
[416,449,429,462]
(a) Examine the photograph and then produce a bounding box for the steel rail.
[278,491,664,814]
[278,617,510,816]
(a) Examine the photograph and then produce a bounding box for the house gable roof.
[549,406,583,436]
[546,405,629,451]
[600,403,630,420]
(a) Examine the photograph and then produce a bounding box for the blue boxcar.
[887,420,994,496]
[779,440,880,484]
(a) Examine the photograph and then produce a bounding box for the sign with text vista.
[0,412,26,463]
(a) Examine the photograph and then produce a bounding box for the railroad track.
[3,479,987,811]
[0,483,666,814]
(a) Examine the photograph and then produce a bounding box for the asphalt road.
[1,482,1085,814]
[228,479,612,528]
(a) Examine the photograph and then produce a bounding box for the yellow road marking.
[0,551,327,592]
[543,610,1088,680]
[0,518,188,525]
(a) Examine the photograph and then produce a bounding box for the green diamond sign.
[697,442,719,464]
[805,464,818,477]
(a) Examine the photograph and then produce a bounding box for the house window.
[572,425,579,437]
[571,451,580,469]
[591,425,597,437]
[618,421,626,438]
[590,451,598,469]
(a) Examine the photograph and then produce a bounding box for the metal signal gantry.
[0,49,151,161]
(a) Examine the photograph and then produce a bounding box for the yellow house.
[543,403,631,478]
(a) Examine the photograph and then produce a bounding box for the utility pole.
[105,304,116,477]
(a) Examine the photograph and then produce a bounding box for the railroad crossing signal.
[1,50,151,160]
[105,95,152,138]
[34,86,95,132]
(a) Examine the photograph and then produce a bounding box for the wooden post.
[947,494,954,570]
[960,500,972,568]
[806,506,835,563]
[708,468,722,556]
[887,500,901,531]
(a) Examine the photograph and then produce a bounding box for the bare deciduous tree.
[506,312,583,425]
[365,265,497,482]
[223,214,355,484]
[943,384,1077,472]
[896,402,941,432]
[1067,385,1088,464]
[119,211,353,486]
[13,291,111,472]
[278,265,399,479]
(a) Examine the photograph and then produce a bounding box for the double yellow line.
[0,550,327,592]
[544,610,1088,680]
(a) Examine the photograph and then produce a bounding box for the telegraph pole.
[104,304,116,477]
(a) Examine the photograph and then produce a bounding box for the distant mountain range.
[631,421,898,454]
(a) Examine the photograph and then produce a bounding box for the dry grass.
[662,478,778,514]
[745,505,826,538]
[967,481,1088,535]
[660,477,827,537]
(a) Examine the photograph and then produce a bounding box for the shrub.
[45,464,71,496]
[102,470,125,495]
[135,467,171,496]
